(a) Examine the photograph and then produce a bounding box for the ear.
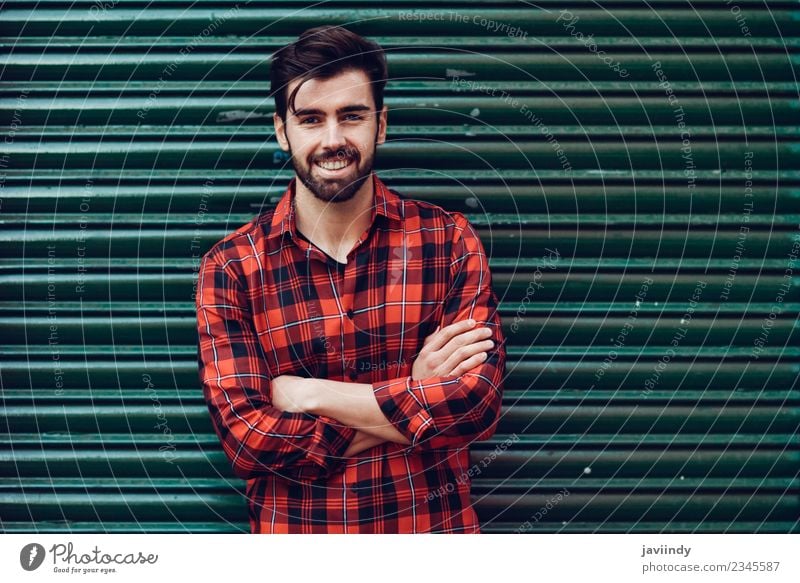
[273,113,290,151]
[375,105,388,146]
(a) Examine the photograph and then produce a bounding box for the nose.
[321,119,347,151]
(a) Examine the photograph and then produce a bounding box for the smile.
[315,157,355,173]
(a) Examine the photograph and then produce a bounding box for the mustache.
[311,147,360,165]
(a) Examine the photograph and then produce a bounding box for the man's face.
[274,69,388,203]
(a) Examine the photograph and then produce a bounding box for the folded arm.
[196,253,356,481]
[368,214,506,451]
[278,213,506,453]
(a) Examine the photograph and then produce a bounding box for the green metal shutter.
[1,1,798,533]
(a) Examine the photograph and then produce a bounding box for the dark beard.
[290,144,373,203]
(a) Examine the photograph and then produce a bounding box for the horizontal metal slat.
[3,90,799,126]
[5,36,800,48]
[2,49,797,82]
[4,491,792,524]
[6,520,796,534]
[1,181,798,214]
[3,167,797,178]
[5,79,800,97]
[2,360,798,393]
[3,436,797,479]
[0,493,247,522]
[0,266,800,302]
[4,256,795,269]
[3,520,793,534]
[8,212,799,226]
[473,492,799,523]
[2,0,793,5]
[6,133,800,175]
[2,7,798,38]
[4,299,798,315]
[9,124,800,137]
[0,521,247,534]
[3,399,797,434]
[1,480,796,524]
[4,476,797,492]
[3,228,794,259]
[2,308,797,346]
[4,343,799,359]
[479,521,800,533]
[4,388,797,404]
[5,433,795,447]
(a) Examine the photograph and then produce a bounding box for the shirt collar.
[270,172,403,242]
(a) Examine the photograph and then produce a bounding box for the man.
[196,25,506,533]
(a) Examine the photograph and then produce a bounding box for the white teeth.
[316,158,351,171]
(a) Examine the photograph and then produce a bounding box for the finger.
[436,325,493,360]
[440,338,494,373]
[448,351,488,377]
[424,319,477,352]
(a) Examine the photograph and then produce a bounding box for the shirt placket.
[340,258,358,381]
[292,214,375,382]
[341,224,374,382]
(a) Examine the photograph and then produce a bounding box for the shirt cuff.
[302,415,357,478]
[371,375,453,449]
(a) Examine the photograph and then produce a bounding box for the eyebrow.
[292,104,372,117]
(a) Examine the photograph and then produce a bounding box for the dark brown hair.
[269,25,388,120]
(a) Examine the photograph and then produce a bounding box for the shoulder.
[201,209,275,268]
[388,187,473,240]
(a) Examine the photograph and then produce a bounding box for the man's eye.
[299,117,319,125]
[344,114,364,121]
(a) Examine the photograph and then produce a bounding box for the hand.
[343,430,386,458]
[270,374,312,413]
[411,319,495,381]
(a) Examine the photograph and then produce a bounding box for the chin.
[318,189,359,204]
[303,170,370,203]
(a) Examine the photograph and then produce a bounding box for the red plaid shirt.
[196,173,506,533]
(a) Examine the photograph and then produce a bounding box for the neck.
[294,174,375,263]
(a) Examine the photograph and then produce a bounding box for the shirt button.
[348,369,358,381]
[346,309,354,319]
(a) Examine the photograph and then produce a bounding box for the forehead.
[288,69,375,112]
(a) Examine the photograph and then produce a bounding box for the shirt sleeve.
[196,252,356,481]
[371,212,506,451]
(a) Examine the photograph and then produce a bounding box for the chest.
[248,228,450,381]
